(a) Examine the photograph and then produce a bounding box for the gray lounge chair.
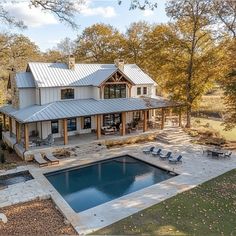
[169,155,182,164]
[222,152,232,158]
[38,134,54,146]
[159,152,172,160]
[143,146,155,154]
[44,151,59,165]
[34,153,48,167]
[152,148,162,156]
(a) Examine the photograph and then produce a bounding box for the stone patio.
[0,139,235,235]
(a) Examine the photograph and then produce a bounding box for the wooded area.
[0,0,235,129]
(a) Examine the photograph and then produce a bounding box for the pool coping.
[44,154,178,213]
[29,152,185,235]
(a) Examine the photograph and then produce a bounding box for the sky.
[1,0,169,52]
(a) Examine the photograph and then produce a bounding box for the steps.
[156,127,192,144]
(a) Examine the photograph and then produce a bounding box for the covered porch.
[0,97,184,159]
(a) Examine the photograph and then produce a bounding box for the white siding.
[39,87,97,105]
[19,88,36,108]
[131,85,153,98]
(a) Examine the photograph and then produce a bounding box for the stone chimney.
[114,59,124,71]
[67,55,75,70]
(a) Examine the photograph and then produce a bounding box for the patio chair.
[143,146,155,154]
[38,134,54,146]
[222,152,232,158]
[159,152,172,160]
[169,155,182,164]
[44,151,59,165]
[34,152,48,167]
[211,151,220,159]
[151,148,162,156]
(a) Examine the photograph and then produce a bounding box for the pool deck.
[0,139,236,235]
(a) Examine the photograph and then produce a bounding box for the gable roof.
[21,62,156,88]
[15,72,36,88]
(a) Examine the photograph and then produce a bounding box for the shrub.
[1,142,7,150]
[0,152,5,163]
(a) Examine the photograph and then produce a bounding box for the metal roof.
[15,72,35,88]
[26,63,155,88]
[0,97,179,123]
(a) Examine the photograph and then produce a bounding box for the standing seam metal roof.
[0,97,179,123]
[25,63,156,88]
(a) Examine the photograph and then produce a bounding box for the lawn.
[95,169,236,235]
[192,118,236,142]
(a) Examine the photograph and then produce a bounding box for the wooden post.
[63,119,68,145]
[9,117,12,136]
[179,108,182,127]
[143,110,148,132]
[24,123,29,151]
[121,112,126,136]
[16,121,21,144]
[128,85,132,98]
[161,108,165,130]
[2,114,6,131]
[96,115,101,139]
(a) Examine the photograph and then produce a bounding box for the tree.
[0,0,84,29]
[56,37,76,56]
[41,50,64,63]
[124,21,152,65]
[164,0,217,128]
[75,24,126,63]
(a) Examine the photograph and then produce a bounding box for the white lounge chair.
[34,153,48,167]
[44,152,59,165]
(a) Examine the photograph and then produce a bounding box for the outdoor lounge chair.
[221,152,232,158]
[152,148,162,156]
[169,155,182,164]
[159,151,172,160]
[34,153,48,167]
[37,134,54,146]
[143,146,155,154]
[44,151,59,165]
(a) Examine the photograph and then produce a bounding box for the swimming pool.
[45,155,176,213]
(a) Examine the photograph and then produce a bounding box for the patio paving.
[0,139,235,235]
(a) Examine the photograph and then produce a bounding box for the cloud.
[4,2,58,27]
[78,0,117,18]
[143,9,154,17]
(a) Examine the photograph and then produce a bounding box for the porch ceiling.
[0,97,182,124]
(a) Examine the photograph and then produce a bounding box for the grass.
[94,169,236,235]
[192,118,236,142]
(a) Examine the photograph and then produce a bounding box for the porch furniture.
[34,153,48,167]
[101,126,115,135]
[143,146,155,154]
[169,155,182,164]
[221,152,232,158]
[159,151,172,160]
[44,152,59,165]
[152,148,162,156]
[36,134,54,146]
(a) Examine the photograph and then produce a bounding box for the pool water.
[45,155,176,213]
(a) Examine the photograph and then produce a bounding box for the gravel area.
[0,199,77,235]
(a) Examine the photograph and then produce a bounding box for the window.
[103,114,121,127]
[61,89,74,100]
[51,120,59,134]
[137,87,141,95]
[143,87,147,95]
[104,84,126,99]
[83,116,91,129]
[67,118,76,131]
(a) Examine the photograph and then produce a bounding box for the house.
[0,58,182,159]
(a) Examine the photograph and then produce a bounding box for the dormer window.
[61,88,74,100]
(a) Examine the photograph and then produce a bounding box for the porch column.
[24,123,29,151]
[143,110,148,132]
[121,112,126,136]
[161,108,165,130]
[179,108,182,127]
[16,121,21,144]
[63,119,68,145]
[96,115,101,139]
[2,114,6,131]
[9,117,12,137]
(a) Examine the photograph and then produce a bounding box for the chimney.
[68,55,75,70]
[114,59,124,71]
